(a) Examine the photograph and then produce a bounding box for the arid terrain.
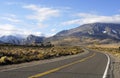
[0,45,84,65]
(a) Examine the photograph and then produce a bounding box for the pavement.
[0,50,108,78]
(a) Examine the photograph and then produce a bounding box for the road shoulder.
[107,53,120,78]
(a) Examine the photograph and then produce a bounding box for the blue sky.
[0,0,120,37]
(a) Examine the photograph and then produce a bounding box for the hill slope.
[47,23,120,45]
[21,35,45,45]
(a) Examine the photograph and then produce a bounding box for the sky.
[0,0,120,37]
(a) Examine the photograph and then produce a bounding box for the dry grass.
[93,44,120,48]
[88,45,120,58]
[0,45,84,65]
[52,37,80,46]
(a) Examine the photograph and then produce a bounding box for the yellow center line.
[28,53,96,78]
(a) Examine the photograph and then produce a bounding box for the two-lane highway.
[0,50,109,78]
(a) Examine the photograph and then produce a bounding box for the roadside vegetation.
[0,44,84,65]
[89,46,120,58]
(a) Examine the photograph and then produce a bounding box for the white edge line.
[102,53,110,78]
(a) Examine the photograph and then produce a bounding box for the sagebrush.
[0,45,84,65]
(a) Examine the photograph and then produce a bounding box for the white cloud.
[22,4,60,29]
[1,14,21,23]
[5,2,24,5]
[22,31,44,36]
[51,28,56,32]
[6,14,17,18]
[0,24,44,36]
[44,29,57,37]
[23,4,60,22]
[46,33,56,37]
[62,13,120,26]
[2,17,21,23]
[37,23,48,28]
[0,24,18,36]
[61,19,81,26]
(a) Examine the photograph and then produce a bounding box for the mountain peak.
[47,23,120,45]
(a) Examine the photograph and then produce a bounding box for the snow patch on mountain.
[112,30,117,33]
[103,31,107,33]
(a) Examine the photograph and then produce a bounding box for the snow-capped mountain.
[0,35,45,45]
[21,35,45,45]
[0,35,22,45]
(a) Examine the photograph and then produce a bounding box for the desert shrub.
[89,46,120,58]
[0,45,84,65]
[0,56,13,64]
[37,54,44,60]
[118,47,120,52]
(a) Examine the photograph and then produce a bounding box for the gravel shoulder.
[0,50,89,72]
[107,53,120,78]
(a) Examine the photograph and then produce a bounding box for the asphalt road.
[0,50,108,78]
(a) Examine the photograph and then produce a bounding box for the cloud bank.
[0,24,43,37]
[62,13,120,26]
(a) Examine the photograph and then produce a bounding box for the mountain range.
[0,35,45,45]
[0,23,120,45]
[46,23,120,45]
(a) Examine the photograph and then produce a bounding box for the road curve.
[0,50,109,78]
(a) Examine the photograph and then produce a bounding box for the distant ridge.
[46,23,120,45]
[0,34,45,45]
[22,34,45,45]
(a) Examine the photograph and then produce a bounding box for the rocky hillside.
[47,23,120,45]
[21,35,45,45]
